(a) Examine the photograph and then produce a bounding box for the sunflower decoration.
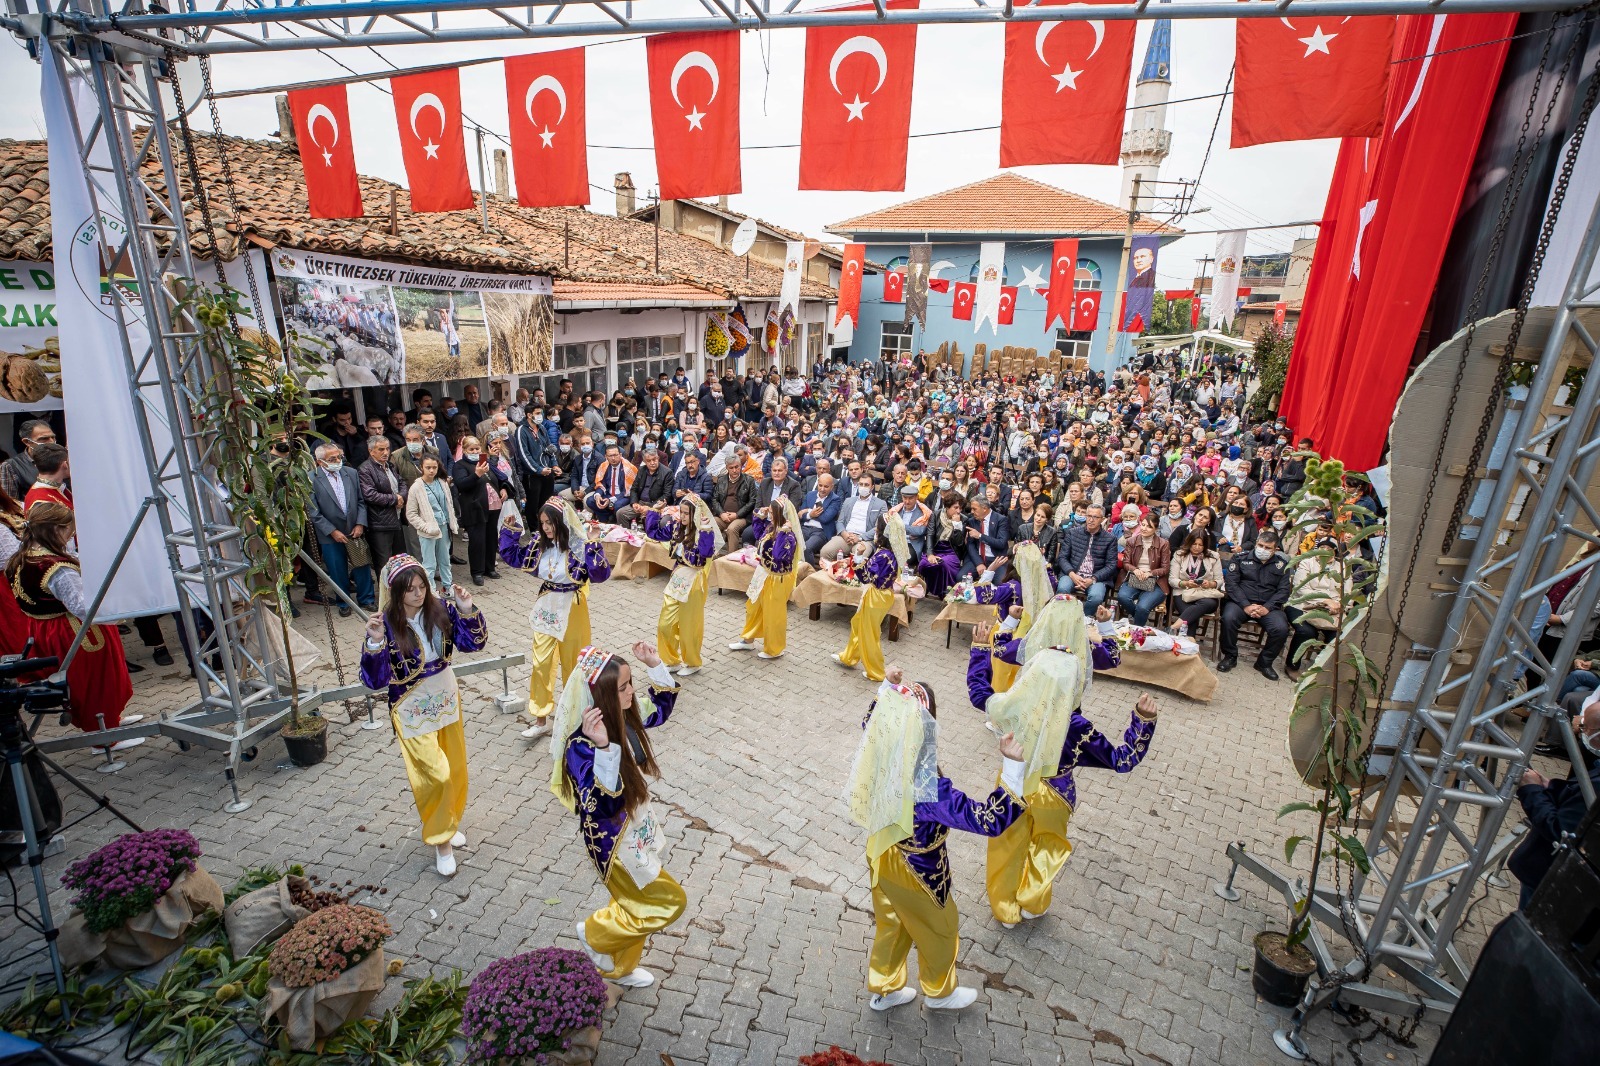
[704,312,730,360]
[728,302,752,355]
[764,306,780,355]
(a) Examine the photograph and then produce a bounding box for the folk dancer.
[728,495,801,660]
[558,642,687,989]
[969,597,1158,927]
[834,514,910,683]
[500,499,613,739]
[848,666,1029,1012]
[359,555,488,876]
[968,541,1052,695]
[644,494,721,676]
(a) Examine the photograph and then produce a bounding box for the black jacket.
[357,458,407,530]
[451,456,510,526]
[1224,550,1293,612]
[1509,759,1600,893]
[710,472,758,521]
[1056,524,1119,584]
[630,462,674,507]
[965,510,1011,569]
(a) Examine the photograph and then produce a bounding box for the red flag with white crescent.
[952,282,976,322]
[928,278,950,293]
[647,31,741,199]
[799,0,920,191]
[997,286,1019,326]
[1071,289,1102,332]
[1043,238,1079,331]
[288,85,363,219]
[390,68,474,214]
[883,270,905,303]
[1273,301,1288,326]
[505,48,589,207]
[1000,0,1137,166]
[1191,299,1202,330]
[1233,15,1395,148]
[835,243,865,326]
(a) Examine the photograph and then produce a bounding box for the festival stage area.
[2,573,1524,1065]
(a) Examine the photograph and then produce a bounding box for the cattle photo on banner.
[1210,229,1247,328]
[1121,235,1158,332]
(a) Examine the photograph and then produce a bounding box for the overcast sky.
[0,4,1336,285]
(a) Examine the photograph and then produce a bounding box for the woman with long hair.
[848,667,1027,1012]
[643,494,721,676]
[1116,513,1171,625]
[500,498,612,739]
[451,435,511,587]
[728,494,801,659]
[0,482,29,656]
[360,557,488,876]
[1168,531,1227,636]
[560,642,685,989]
[7,502,136,746]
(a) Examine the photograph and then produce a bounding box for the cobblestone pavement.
[3,566,1531,1065]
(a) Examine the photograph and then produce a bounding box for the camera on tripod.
[0,652,70,714]
[0,651,69,867]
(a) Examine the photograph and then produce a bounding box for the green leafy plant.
[1246,324,1293,423]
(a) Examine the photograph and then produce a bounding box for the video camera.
[0,653,68,867]
[0,653,69,719]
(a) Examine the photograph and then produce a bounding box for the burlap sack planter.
[544,1025,601,1065]
[263,948,387,1051]
[223,876,312,960]
[58,866,225,972]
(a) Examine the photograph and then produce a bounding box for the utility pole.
[1106,174,1141,356]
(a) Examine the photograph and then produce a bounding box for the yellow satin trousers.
[657,567,709,669]
[393,711,468,846]
[838,585,894,682]
[867,848,960,999]
[990,653,1019,694]
[528,588,590,720]
[740,569,797,656]
[986,783,1074,924]
[585,864,687,979]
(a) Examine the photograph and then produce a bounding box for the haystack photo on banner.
[1121,236,1159,333]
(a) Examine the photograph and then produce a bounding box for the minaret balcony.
[1120,128,1173,157]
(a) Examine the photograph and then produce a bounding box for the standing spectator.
[1,420,55,500]
[451,436,510,586]
[308,443,374,615]
[1218,528,1293,679]
[323,403,370,467]
[358,436,407,581]
[460,383,485,428]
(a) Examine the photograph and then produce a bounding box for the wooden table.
[792,572,915,641]
[930,599,1002,648]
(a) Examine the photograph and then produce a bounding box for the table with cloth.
[791,571,916,642]
[930,599,1003,648]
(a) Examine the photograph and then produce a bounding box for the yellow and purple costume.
[499,524,612,720]
[643,509,718,670]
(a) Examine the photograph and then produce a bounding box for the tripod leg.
[6,749,66,994]
[31,749,143,833]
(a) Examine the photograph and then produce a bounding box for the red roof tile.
[827,173,1179,238]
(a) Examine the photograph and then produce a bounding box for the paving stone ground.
[1,566,1534,1065]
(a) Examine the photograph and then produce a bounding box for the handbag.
[346,533,370,567]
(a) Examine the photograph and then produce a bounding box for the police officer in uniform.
[1218,528,1293,680]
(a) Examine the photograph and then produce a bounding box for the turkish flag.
[997,286,1019,326]
[1191,300,1202,329]
[883,270,905,303]
[928,278,951,293]
[1233,15,1395,148]
[1043,238,1079,330]
[390,69,473,214]
[799,0,919,191]
[1273,302,1288,326]
[1071,289,1102,332]
[951,282,976,321]
[1000,0,1137,166]
[836,243,865,327]
[288,85,363,219]
[1164,289,1195,301]
[505,49,589,207]
[647,31,741,199]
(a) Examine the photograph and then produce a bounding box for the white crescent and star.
[829,36,889,120]
[408,92,447,160]
[928,260,956,280]
[1394,15,1446,133]
[1036,6,1104,92]
[956,287,973,306]
[846,260,861,277]
[524,74,569,148]
[670,51,720,130]
[307,103,340,167]
[1020,263,1047,292]
[1281,15,1352,58]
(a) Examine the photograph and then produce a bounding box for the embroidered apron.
[665,565,698,604]
[529,588,575,638]
[393,666,461,740]
[746,564,770,603]
[617,803,666,888]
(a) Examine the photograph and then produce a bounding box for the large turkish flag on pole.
[836,244,866,327]
[505,48,589,207]
[1000,0,1136,166]
[799,0,919,191]
[1043,238,1079,331]
[390,68,474,214]
[647,31,741,199]
[288,85,363,219]
[1233,15,1395,148]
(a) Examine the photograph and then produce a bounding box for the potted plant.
[1256,455,1382,1007]
[461,947,609,1065]
[183,282,329,766]
[57,829,224,970]
[263,902,392,1049]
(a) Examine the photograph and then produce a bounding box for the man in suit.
[642,383,672,423]
[617,446,674,528]
[743,456,803,547]
[585,442,637,523]
[309,442,374,616]
[562,433,605,503]
[817,468,888,563]
[799,472,843,565]
[964,495,1012,584]
[709,454,758,546]
[1054,503,1117,610]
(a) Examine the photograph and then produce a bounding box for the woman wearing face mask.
[643,495,721,676]
[452,436,511,587]
[559,642,685,990]
[500,499,613,739]
[1158,498,1187,542]
[361,557,488,876]
[1116,514,1171,625]
[728,495,801,659]
[405,455,460,593]
[1216,497,1258,556]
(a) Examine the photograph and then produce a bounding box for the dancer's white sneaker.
[520,718,553,740]
[757,651,783,660]
[728,640,756,651]
[869,988,917,1011]
[926,987,979,1011]
[450,831,467,848]
[575,921,613,973]
[832,653,849,666]
[1021,909,1043,920]
[91,738,145,754]
[434,845,457,877]
[997,920,1018,929]
[676,666,701,676]
[120,714,145,725]
[616,967,655,988]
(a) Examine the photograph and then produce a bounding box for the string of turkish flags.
[286,11,1401,219]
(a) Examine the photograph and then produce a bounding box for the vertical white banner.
[974,241,1005,334]
[779,240,803,316]
[42,55,181,619]
[1211,229,1248,329]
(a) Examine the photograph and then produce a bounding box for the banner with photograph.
[0,261,61,412]
[270,248,554,387]
[1121,235,1159,333]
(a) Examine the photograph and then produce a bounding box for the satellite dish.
[731,218,758,257]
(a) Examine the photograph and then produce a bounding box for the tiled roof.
[827,173,1180,238]
[0,134,833,302]
[554,280,726,304]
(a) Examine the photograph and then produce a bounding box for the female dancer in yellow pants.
[835,514,911,682]
[643,494,720,676]
[556,641,686,989]
[499,499,611,739]
[969,541,1051,694]
[729,496,800,659]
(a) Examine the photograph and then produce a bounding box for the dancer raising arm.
[848,666,1029,1013]
[500,498,612,739]
[359,556,488,877]
[557,642,686,990]
[729,495,801,660]
[643,494,721,676]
